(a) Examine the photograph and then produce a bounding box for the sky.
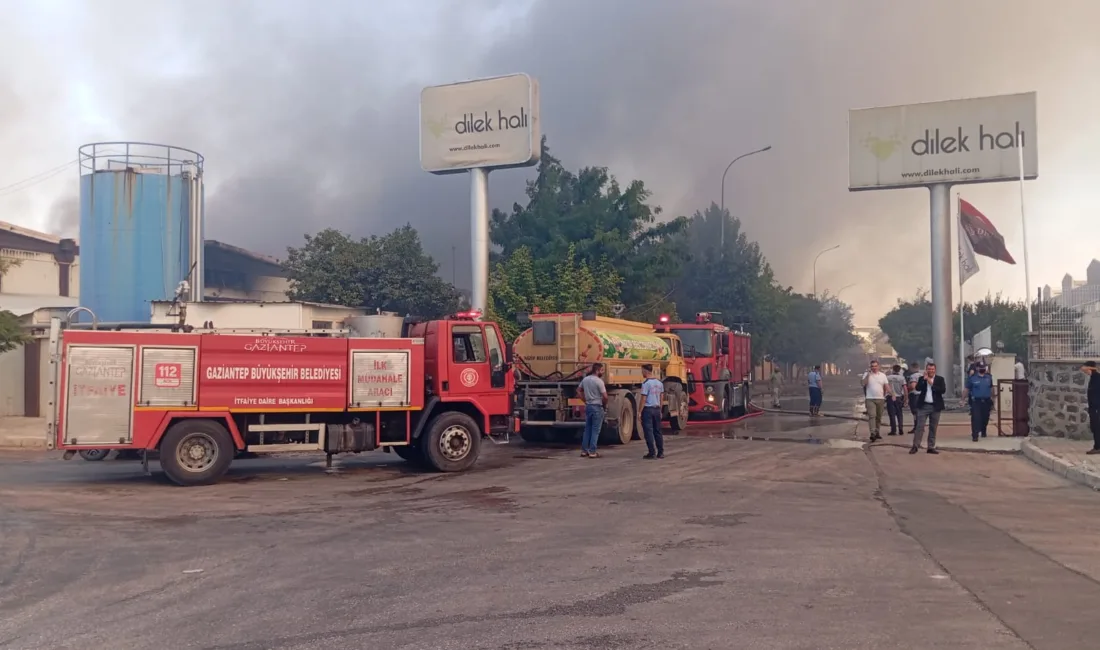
[1,0,1099,325]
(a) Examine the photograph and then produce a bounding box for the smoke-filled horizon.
[2,0,1099,324]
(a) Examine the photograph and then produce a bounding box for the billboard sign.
[420,73,541,174]
[848,92,1037,191]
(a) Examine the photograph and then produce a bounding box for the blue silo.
[78,143,204,323]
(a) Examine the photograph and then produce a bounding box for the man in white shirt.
[1014,357,1027,380]
[861,359,894,442]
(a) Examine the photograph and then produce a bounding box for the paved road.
[1,412,1097,650]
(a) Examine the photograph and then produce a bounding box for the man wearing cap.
[962,361,995,442]
[1084,360,1100,455]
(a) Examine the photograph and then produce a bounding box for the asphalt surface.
[1,392,1098,650]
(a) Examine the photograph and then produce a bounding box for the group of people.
[577,362,666,460]
[860,360,947,453]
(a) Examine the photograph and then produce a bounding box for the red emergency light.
[657,314,670,324]
[453,309,482,320]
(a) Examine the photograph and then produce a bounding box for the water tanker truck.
[512,311,689,445]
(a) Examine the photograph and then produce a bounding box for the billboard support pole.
[470,167,490,314]
[930,183,955,396]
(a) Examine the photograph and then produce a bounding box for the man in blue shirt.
[640,364,665,459]
[963,362,995,441]
[807,365,823,416]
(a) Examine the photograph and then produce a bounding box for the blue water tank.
[78,143,204,323]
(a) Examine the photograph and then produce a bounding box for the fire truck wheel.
[78,449,111,462]
[719,385,731,420]
[422,412,482,472]
[159,420,235,486]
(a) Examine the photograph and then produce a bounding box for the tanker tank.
[513,312,684,385]
[78,142,205,323]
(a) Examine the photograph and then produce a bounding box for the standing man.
[1083,360,1100,455]
[578,363,608,458]
[861,360,893,442]
[886,364,908,436]
[1014,356,1027,380]
[640,364,665,460]
[910,361,946,454]
[962,361,995,441]
[807,365,823,416]
[769,363,784,408]
[965,355,978,413]
[906,361,922,433]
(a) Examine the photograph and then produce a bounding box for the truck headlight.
[705,386,715,394]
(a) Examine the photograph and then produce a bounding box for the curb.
[1021,439,1100,492]
[0,439,47,450]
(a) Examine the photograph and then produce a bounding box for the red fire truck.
[653,311,752,419]
[46,311,515,486]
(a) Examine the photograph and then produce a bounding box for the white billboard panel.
[848,92,1037,190]
[420,73,541,174]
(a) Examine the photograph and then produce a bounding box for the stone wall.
[1028,360,1093,439]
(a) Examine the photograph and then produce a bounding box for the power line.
[0,159,79,196]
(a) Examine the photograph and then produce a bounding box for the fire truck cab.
[654,312,752,419]
[46,309,514,486]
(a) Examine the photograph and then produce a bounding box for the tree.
[0,257,28,353]
[490,137,689,318]
[768,292,859,367]
[878,291,934,362]
[285,225,461,318]
[672,203,786,362]
[487,244,621,342]
[0,310,27,354]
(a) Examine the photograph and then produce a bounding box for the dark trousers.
[913,405,941,450]
[886,396,904,433]
[641,406,663,455]
[908,394,919,429]
[1090,408,1100,450]
[971,398,993,438]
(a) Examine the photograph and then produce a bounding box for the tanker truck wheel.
[422,412,481,472]
[159,420,235,487]
[79,449,111,462]
[600,398,635,446]
[666,383,688,432]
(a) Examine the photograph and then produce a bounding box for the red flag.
[959,199,1016,265]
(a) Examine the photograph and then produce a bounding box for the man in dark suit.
[910,361,946,454]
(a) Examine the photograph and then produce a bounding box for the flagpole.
[957,193,966,392]
[1017,143,1033,332]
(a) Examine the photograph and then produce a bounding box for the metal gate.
[996,379,1030,437]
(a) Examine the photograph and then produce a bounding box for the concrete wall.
[1028,360,1094,439]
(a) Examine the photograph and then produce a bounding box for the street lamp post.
[719,145,772,249]
[813,245,840,298]
[835,283,856,299]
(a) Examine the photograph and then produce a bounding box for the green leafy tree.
[0,310,27,354]
[673,203,786,362]
[490,136,688,318]
[878,291,934,362]
[769,292,859,367]
[487,244,621,342]
[285,225,461,318]
[0,257,27,353]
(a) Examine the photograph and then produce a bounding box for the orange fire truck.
[46,310,515,486]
